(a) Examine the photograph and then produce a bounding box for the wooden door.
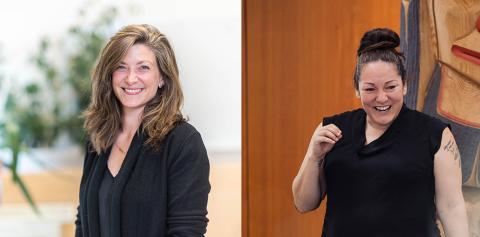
[242,0,400,236]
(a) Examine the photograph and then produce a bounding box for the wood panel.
[242,1,400,236]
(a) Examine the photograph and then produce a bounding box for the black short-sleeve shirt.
[321,104,448,237]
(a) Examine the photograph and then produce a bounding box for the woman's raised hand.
[306,123,342,162]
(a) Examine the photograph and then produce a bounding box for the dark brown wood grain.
[242,0,400,236]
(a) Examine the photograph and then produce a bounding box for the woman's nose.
[376,91,389,102]
[125,70,138,85]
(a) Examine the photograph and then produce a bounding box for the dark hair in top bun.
[353,28,405,90]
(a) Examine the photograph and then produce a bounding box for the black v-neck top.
[321,104,447,237]
[75,122,210,237]
[98,169,114,237]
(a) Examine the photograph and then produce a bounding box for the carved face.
[435,0,480,83]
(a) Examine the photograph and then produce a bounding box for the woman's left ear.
[159,78,164,89]
[402,82,408,96]
[355,90,360,98]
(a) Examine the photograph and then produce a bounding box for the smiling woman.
[356,61,406,138]
[77,24,210,237]
[112,44,164,115]
[292,28,469,237]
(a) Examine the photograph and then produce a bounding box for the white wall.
[0,0,241,154]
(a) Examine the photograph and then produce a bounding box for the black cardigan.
[75,122,210,237]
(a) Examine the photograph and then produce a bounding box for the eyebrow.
[385,80,399,84]
[363,80,399,86]
[136,60,154,65]
[118,60,154,65]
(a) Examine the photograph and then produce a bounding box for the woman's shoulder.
[405,108,449,154]
[323,108,364,126]
[168,121,200,138]
[162,121,208,166]
[406,108,449,131]
[161,121,204,148]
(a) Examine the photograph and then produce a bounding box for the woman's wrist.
[305,153,325,165]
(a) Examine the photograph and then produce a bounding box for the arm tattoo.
[317,158,325,168]
[443,139,461,166]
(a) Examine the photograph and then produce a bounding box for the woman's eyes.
[139,65,150,71]
[116,65,127,71]
[363,85,397,92]
[386,85,397,90]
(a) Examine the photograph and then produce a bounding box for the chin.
[120,101,145,110]
[366,111,395,127]
[374,118,394,126]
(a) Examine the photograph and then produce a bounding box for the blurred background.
[0,0,240,236]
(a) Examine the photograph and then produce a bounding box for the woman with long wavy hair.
[75,24,210,237]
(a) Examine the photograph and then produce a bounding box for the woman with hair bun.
[292,28,468,236]
[75,24,210,237]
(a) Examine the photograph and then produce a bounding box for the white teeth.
[124,88,142,93]
[374,105,391,111]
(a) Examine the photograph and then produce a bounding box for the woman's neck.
[365,117,390,144]
[366,117,390,133]
[121,106,144,135]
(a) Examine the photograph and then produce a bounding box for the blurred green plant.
[26,6,118,146]
[0,44,39,213]
[0,6,119,213]
[0,97,40,214]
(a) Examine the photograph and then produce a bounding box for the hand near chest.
[306,123,343,161]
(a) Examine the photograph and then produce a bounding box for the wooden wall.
[242,1,400,236]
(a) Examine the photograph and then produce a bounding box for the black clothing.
[321,105,447,237]
[75,122,210,237]
[98,170,114,237]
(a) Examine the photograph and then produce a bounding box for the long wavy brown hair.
[83,24,184,153]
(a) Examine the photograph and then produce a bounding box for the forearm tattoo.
[443,139,461,166]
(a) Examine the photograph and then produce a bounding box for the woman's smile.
[122,87,144,95]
